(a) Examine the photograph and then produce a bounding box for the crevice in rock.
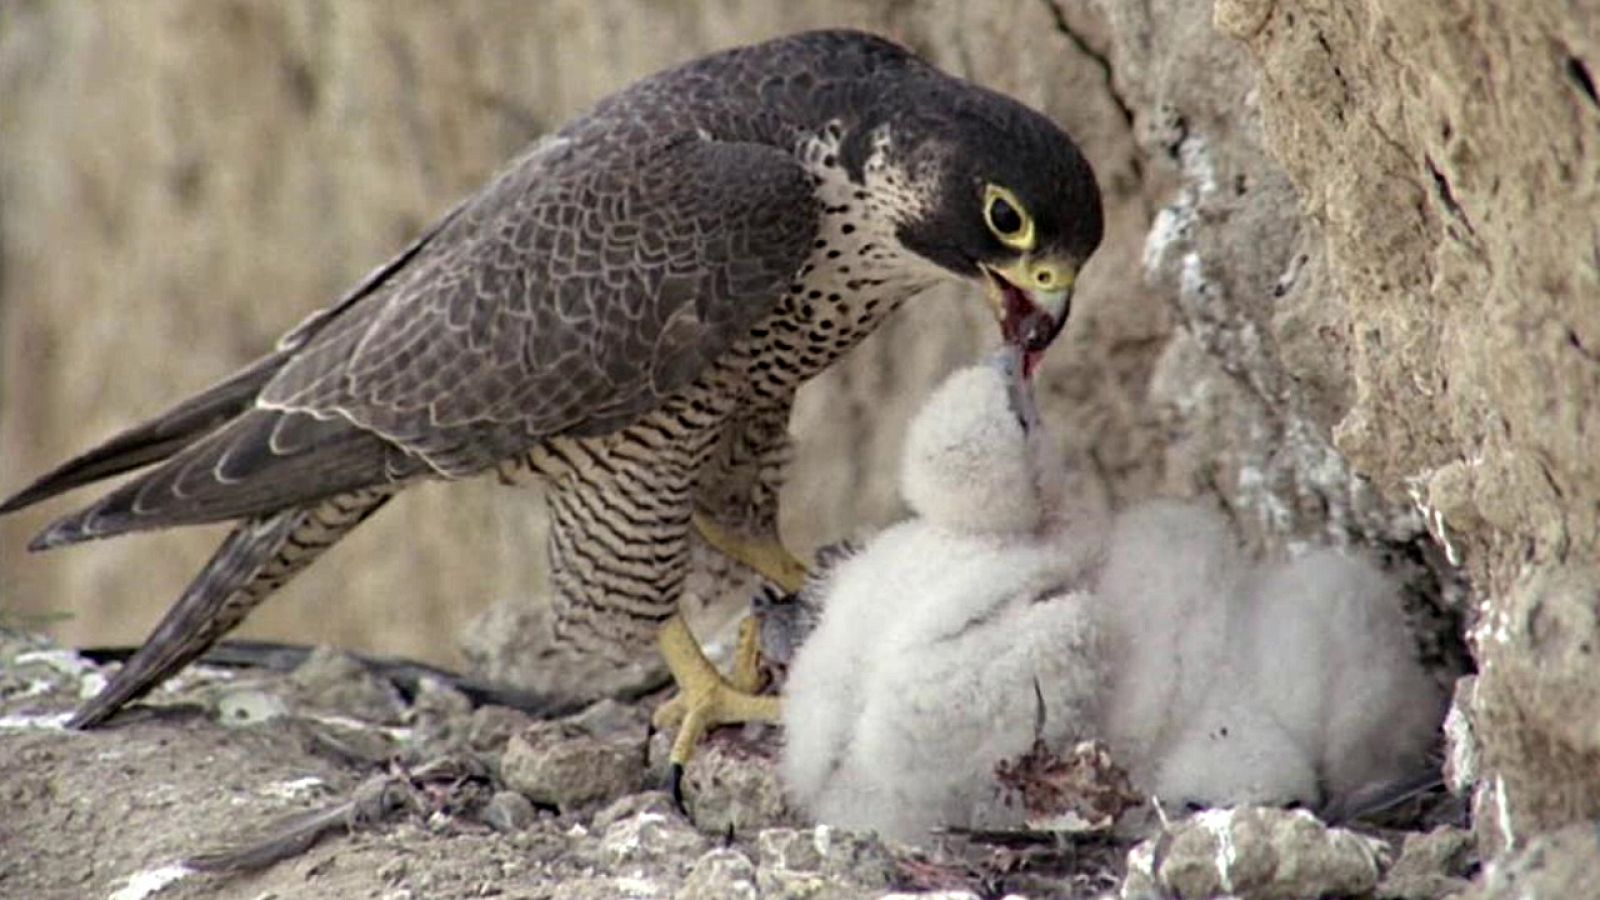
[1378,532,1474,680]
[281,55,320,116]
[1313,29,1351,122]
[1567,56,1599,110]
[1567,328,1600,365]
[1162,111,1191,161]
[1272,253,1310,300]
[168,157,205,210]
[1038,0,1135,132]
[1425,155,1477,238]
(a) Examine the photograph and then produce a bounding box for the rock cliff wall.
[1216,0,1600,848]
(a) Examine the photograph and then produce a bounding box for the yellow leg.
[652,615,780,808]
[656,515,806,809]
[691,512,808,594]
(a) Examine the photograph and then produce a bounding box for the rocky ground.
[1,631,1491,900]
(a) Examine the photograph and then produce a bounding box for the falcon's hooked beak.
[979,256,1076,378]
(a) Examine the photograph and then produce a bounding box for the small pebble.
[483,790,537,833]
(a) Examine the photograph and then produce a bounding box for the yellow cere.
[1027,260,1073,290]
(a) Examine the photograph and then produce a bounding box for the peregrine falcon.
[1,30,1103,768]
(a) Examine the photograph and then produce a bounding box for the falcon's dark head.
[843,77,1104,371]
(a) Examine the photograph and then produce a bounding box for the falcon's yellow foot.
[692,512,808,594]
[653,615,779,810]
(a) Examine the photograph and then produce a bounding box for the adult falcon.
[1,30,1102,774]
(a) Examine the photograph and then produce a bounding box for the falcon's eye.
[982,184,1035,251]
[989,197,1022,235]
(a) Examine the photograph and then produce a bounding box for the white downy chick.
[897,347,1062,535]
[1095,501,1261,789]
[1150,665,1319,810]
[1244,550,1443,802]
[782,350,1104,844]
[1096,500,1441,814]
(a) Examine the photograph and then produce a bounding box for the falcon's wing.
[0,192,471,518]
[262,133,820,476]
[14,132,818,545]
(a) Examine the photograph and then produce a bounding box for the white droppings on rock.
[1468,593,1514,651]
[15,648,98,676]
[81,673,108,701]
[603,812,655,858]
[1407,471,1463,567]
[1195,808,1239,894]
[162,663,235,692]
[1236,457,1292,539]
[1142,136,1216,281]
[303,712,414,742]
[1179,136,1218,196]
[1442,676,1478,794]
[1494,775,1516,851]
[676,847,758,900]
[0,711,73,730]
[13,677,54,700]
[1142,206,1187,276]
[754,826,896,896]
[1121,838,1159,900]
[1127,807,1385,898]
[1178,252,1211,309]
[599,810,707,868]
[217,689,289,726]
[106,863,190,900]
[10,648,109,700]
[810,824,832,858]
[260,775,326,800]
[610,875,667,898]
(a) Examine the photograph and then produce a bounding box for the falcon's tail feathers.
[0,351,287,516]
[68,488,394,729]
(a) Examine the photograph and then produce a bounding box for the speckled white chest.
[738,124,946,404]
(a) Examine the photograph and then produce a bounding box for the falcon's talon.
[653,615,781,809]
[692,513,809,595]
[669,762,687,815]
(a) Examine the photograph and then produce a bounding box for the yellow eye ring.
[983,184,1035,251]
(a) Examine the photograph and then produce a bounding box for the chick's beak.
[989,343,1044,433]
